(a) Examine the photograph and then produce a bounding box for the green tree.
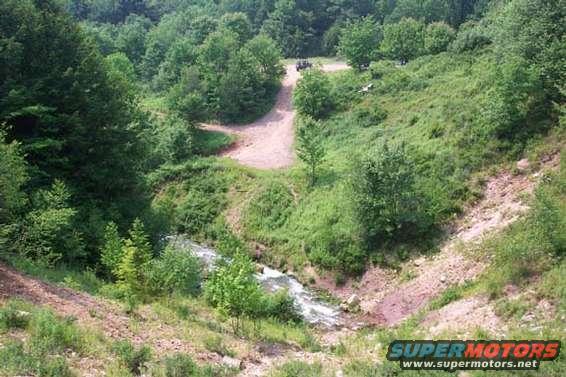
[0,0,149,254]
[380,18,425,62]
[338,17,380,69]
[219,12,253,44]
[146,246,202,296]
[296,117,326,186]
[100,222,124,278]
[261,0,321,57]
[153,37,199,91]
[128,218,153,262]
[167,66,208,124]
[218,48,265,122]
[490,0,565,101]
[293,68,334,119]
[482,56,544,140]
[387,0,451,24]
[115,14,151,65]
[353,143,432,248]
[116,219,153,301]
[204,252,264,333]
[18,181,85,265]
[424,21,455,54]
[244,35,285,82]
[105,52,137,84]
[0,132,28,251]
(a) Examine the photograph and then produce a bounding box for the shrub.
[0,341,33,375]
[353,102,388,127]
[17,180,85,265]
[424,22,455,54]
[271,361,323,377]
[155,114,195,164]
[28,310,82,356]
[100,222,124,279]
[112,340,152,376]
[449,24,491,53]
[353,143,433,249]
[203,335,235,357]
[162,354,198,377]
[532,169,566,257]
[146,246,202,296]
[296,117,326,186]
[338,17,381,69]
[116,219,154,302]
[481,56,544,141]
[0,300,31,332]
[264,290,302,323]
[293,69,334,119]
[204,252,265,333]
[369,60,397,79]
[380,18,425,62]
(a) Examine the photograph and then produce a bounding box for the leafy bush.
[271,361,323,377]
[296,117,326,186]
[155,114,196,164]
[204,252,265,333]
[353,143,434,249]
[0,341,74,377]
[293,69,335,119]
[353,101,388,127]
[162,354,198,377]
[116,219,154,302]
[146,246,202,296]
[101,222,124,278]
[380,18,425,62]
[112,340,152,376]
[0,300,31,332]
[481,56,545,141]
[338,17,381,69]
[264,290,302,323]
[369,60,397,80]
[17,180,85,265]
[203,335,235,357]
[29,310,82,356]
[424,22,455,54]
[449,24,491,53]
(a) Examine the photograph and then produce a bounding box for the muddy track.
[202,63,349,169]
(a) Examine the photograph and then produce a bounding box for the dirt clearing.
[203,63,349,169]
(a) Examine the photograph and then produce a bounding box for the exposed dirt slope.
[203,63,349,169]
[0,263,216,362]
[314,154,560,327]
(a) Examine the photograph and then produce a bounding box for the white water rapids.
[167,235,342,328]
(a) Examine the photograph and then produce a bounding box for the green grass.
[194,129,235,156]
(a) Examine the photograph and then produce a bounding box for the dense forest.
[0,0,564,375]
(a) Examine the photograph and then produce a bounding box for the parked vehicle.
[296,59,313,71]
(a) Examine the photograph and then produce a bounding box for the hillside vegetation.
[0,0,564,376]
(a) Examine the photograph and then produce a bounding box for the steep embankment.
[203,63,349,169]
[314,153,560,327]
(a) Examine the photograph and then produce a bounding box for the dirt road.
[203,63,349,169]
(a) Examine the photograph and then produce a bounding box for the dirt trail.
[203,63,349,169]
[0,263,218,362]
[315,154,560,327]
[369,156,560,326]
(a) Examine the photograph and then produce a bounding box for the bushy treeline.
[74,3,285,123]
[61,0,489,57]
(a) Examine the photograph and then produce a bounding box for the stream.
[168,235,342,328]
